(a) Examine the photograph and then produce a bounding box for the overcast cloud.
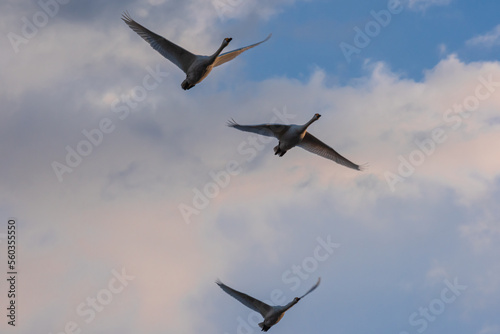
[1,1,499,334]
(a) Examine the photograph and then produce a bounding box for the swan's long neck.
[300,115,319,133]
[282,299,299,312]
[209,41,228,63]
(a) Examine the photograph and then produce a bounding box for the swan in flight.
[122,12,271,90]
[227,114,366,171]
[216,278,321,332]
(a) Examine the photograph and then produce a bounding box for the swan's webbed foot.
[273,144,280,155]
[181,79,195,90]
[273,144,287,157]
[259,321,270,332]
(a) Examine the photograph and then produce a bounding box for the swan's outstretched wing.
[298,277,321,299]
[227,119,288,138]
[213,34,271,67]
[298,133,366,171]
[216,280,272,317]
[122,12,197,73]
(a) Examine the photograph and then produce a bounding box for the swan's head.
[223,37,232,45]
[314,113,321,120]
[294,297,300,302]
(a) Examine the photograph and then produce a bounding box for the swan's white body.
[217,278,320,332]
[122,12,271,90]
[228,114,366,171]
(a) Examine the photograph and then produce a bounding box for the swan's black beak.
[226,37,233,43]
[316,113,321,119]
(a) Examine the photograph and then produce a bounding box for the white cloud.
[438,43,448,56]
[407,0,452,11]
[467,24,500,48]
[425,260,449,286]
[1,1,500,333]
[478,325,500,334]
[460,203,500,253]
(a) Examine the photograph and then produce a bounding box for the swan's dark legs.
[259,321,270,332]
[181,79,195,90]
[273,144,280,155]
[273,143,287,157]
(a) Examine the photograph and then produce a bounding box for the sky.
[1,0,500,333]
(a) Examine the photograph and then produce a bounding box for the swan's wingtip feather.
[358,162,369,171]
[226,118,238,127]
[121,11,134,23]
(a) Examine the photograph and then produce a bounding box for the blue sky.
[239,0,500,82]
[1,0,500,334]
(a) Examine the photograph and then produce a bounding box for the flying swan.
[227,114,366,171]
[122,12,271,90]
[216,278,321,332]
